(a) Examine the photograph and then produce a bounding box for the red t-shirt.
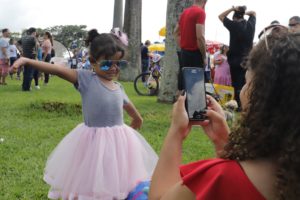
[180,158,266,200]
[179,5,206,51]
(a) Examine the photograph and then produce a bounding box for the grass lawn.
[0,76,214,199]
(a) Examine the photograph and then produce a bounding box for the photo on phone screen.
[182,67,207,121]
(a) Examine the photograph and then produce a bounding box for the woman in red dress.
[149,26,299,200]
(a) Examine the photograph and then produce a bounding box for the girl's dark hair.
[220,45,228,54]
[85,29,125,63]
[221,32,300,199]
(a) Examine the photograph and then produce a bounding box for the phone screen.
[182,67,207,121]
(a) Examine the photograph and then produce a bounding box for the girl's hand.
[199,95,229,155]
[10,57,27,73]
[130,117,143,130]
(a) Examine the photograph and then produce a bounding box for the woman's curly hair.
[221,32,300,199]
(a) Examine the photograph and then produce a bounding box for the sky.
[0,0,298,45]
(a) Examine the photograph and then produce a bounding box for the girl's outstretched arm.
[123,102,143,130]
[11,57,78,84]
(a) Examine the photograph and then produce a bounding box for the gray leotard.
[75,70,129,127]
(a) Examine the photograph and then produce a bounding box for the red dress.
[180,158,266,200]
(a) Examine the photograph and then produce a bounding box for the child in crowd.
[11,29,158,200]
[8,38,18,79]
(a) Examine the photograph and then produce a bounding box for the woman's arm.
[123,102,143,129]
[149,94,195,200]
[149,94,230,200]
[11,57,77,84]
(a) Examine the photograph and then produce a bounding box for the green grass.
[0,76,214,199]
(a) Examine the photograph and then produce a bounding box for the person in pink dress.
[213,45,232,86]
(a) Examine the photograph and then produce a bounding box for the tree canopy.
[46,25,87,49]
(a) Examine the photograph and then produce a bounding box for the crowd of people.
[2,0,300,199]
[0,27,55,90]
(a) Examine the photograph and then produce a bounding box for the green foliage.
[10,32,21,40]
[46,25,88,48]
[20,25,87,49]
[0,77,214,199]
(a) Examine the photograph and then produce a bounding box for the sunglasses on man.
[97,60,128,71]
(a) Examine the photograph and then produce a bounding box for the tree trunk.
[113,0,124,30]
[120,0,142,81]
[157,0,193,103]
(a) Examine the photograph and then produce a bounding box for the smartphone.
[182,67,207,121]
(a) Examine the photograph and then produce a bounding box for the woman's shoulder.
[180,158,266,200]
[180,158,237,177]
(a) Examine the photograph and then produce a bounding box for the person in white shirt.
[0,28,10,85]
[8,38,18,79]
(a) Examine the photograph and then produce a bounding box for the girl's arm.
[123,102,143,129]
[11,57,77,84]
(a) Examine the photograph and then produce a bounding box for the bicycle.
[134,54,162,96]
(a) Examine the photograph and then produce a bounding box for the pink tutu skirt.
[43,123,158,200]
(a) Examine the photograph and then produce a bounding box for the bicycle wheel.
[134,72,159,96]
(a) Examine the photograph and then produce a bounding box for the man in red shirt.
[174,0,207,91]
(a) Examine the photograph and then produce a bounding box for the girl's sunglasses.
[97,60,128,71]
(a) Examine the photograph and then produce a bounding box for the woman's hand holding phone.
[170,92,229,156]
[199,95,230,156]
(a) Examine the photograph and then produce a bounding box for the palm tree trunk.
[120,0,142,81]
[158,0,193,103]
[113,0,124,30]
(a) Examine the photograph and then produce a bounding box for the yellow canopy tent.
[148,43,165,52]
[159,27,166,37]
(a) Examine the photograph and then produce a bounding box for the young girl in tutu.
[11,29,158,200]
